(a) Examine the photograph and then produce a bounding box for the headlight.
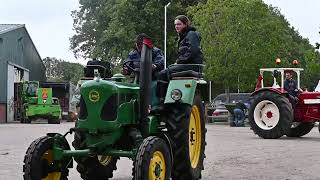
[171,89,182,101]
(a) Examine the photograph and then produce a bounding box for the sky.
[0,0,82,63]
[0,0,319,65]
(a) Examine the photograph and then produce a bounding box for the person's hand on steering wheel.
[122,60,135,75]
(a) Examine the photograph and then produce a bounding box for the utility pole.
[164,2,171,69]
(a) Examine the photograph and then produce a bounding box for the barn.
[0,24,46,123]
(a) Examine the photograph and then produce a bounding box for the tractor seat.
[84,65,107,78]
[171,70,204,79]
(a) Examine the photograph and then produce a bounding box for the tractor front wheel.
[286,122,314,137]
[23,136,71,180]
[166,94,206,180]
[249,91,293,139]
[72,131,118,180]
[133,136,171,180]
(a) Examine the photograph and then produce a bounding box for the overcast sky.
[0,1,319,65]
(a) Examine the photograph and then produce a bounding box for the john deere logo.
[89,90,100,102]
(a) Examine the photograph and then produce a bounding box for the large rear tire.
[286,122,314,137]
[23,136,71,180]
[133,136,171,180]
[249,91,293,139]
[166,94,206,180]
[72,130,118,180]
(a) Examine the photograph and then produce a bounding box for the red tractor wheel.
[249,91,293,139]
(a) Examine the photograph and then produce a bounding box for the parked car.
[207,93,251,122]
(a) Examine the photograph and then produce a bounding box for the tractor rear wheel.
[133,136,171,180]
[286,122,314,137]
[48,117,61,124]
[72,130,118,180]
[249,91,293,139]
[23,136,71,180]
[166,94,206,180]
[48,113,62,124]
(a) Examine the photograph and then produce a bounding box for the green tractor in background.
[23,38,207,180]
[17,81,62,124]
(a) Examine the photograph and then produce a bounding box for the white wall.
[7,64,14,122]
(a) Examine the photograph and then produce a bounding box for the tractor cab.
[24,81,39,97]
[255,68,303,91]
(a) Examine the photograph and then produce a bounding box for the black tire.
[23,136,71,180]
[286,122,314,137]
[133,136,171,180]
[21,108,31,123]
[21,117,31,123]
[249,91,293,139]
[72,130,118,180]
[48,117,61,124]
[166,94,206,180]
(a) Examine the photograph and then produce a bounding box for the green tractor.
[23,38,207,180]
[17,81,62,124]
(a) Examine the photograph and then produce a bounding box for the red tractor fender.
[251,88,288,97]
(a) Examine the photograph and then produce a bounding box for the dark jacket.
[125,47,164,74]
[176,26,203,64]
[284,79,298,96]
[235,102,247,112]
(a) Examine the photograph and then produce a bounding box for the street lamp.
[164,2,171,69]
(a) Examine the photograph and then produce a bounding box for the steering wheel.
[123,60,135,72]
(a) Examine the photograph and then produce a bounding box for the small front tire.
[23,136,71,180]
[286,122,314,137]
[133,136,172,180]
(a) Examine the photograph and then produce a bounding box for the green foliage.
[70,0,320,92]
[189,0,320,92]
[70,0,202,66]
[42,57,84,84]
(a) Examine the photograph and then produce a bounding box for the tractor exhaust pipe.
[139,37,153,137]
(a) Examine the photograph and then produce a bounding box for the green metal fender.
[164,79,206,105]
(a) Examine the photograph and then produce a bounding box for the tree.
[189,0,319,92]
[70,0,203,68]
[43,57,84,84]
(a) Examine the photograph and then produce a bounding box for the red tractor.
[249,67,320,138]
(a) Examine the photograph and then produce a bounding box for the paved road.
[0,122,319,180]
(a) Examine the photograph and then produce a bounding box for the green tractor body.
[20,81,62,123]
[24,39,207,180]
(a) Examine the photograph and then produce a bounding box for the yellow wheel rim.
[41,150,61,180]
[148,151,166,180]
[98,155,113,166]
[189,105,202,168]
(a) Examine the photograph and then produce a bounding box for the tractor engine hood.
[299,92,320,105]
[78,78,139,133]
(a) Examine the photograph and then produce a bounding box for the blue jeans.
[233,108,245,127]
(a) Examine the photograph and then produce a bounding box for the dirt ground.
[0,122,319,180]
